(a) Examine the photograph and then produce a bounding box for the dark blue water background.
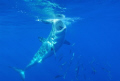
[0,0,120,81]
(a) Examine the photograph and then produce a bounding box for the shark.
[10,15,70,80]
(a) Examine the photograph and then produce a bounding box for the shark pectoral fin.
[64,40,71,45]
[38,37,46,43]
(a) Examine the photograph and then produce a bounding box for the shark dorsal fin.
[38,37,46,43]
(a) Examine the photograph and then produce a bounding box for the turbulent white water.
[23,0,80,25]
[24,0,66,18]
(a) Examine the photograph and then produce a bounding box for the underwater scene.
[0,0,120,81]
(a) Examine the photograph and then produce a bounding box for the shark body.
[26,19,67,68]
[12,18,68,80]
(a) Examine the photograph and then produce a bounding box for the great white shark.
[10,15,70,80]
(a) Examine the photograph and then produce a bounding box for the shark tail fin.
[9,66,25,81]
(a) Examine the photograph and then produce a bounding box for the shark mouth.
[55,20,65,31]
[56,26,64,31]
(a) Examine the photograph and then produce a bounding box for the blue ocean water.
[0,0,120,81]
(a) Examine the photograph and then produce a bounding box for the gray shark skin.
[11,18,67,81]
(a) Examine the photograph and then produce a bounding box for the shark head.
[52,14,66,32]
